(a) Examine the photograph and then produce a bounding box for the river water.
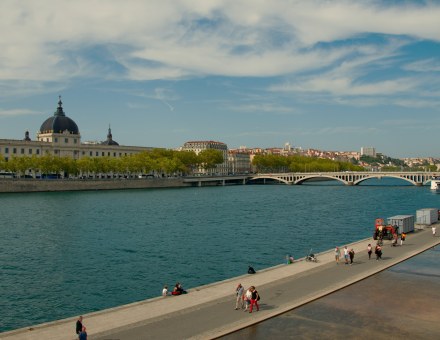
[1,179,439,332]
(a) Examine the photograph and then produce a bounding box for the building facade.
[0,97,154,164]
[181,140,229,175]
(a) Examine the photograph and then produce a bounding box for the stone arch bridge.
[250,172,437,186]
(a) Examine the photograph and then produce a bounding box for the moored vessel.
[431,176,440,192]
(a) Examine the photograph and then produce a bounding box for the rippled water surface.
[1,179,439,331]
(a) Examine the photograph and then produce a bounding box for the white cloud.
[403,58,440,72]
[229,103,296,114]
[0,108,41,117]
[1,0,440,85]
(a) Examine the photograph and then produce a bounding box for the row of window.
[41,137,78,144]
[0,147,131,158]
[1,147,41,155]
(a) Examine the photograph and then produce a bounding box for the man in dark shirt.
[76,316,83,336]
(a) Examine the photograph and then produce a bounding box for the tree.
[198,149,224,170]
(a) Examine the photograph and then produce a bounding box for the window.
[4,147,8,153]
[95,151,98,156]
[65,138,68,143]
[36,149,40,155]
[21,148,25,154]
[82,151,85,155]
[54,138,58,142]
[13,148,17,154]
[29,149,32,154]
[54,150,59,154]
[113,152,116,157]
[101,152,104,156]
[74,139,77,144]
[108,152,110,156]
[90,151,92,156]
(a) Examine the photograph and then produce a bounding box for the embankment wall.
[0,178,191,193]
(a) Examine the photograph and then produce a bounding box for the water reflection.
[225,246,440,339]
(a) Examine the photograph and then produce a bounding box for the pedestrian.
[375,244,382,260]
[433,226,436,237]
[334,247,340,264]
[400,232,406,246]
[349,248,355,265]
[235,283,244,310]
[243,287,252,311]
[79,326,87,340]
[343,246,349,265]
[249,286,260,313]
[392,233,398,247]
[75,316,83,338]
[248,265,256,274]
[162,285,168,297]
[367,244,372,260]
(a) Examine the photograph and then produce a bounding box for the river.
[0,179,439,332]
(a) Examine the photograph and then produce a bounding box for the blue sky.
[0,0,439,158]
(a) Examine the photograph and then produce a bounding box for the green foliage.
[0,148,202,177]
[253,154,364,173]
[197,149,224,170]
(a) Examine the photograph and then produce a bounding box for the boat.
[430,176,440,193]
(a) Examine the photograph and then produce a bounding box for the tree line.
[252,154,364,173]
[0,149,224,178]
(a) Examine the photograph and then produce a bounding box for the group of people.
[75,316,87,340]
[235,283,260,313]
[162,282,187,296]
[334,246,355,265]
[334,230,412,265]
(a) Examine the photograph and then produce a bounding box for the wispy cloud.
[403,58,440,72]
[0,108,41,117]
[229,103,296,114]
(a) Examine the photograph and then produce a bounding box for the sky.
[0,0,439,158]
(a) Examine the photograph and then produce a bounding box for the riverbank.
[0,177,190,193]
[2,226,439,340]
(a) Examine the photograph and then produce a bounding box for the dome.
[39,97,79,134]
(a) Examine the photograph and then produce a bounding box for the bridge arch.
[353,174,418,186]
[249,175,291,185]
[294,175,347,185]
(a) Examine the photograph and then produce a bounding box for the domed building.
[37,97,81,148]
[39,97,80,136]
[0,97,154,164]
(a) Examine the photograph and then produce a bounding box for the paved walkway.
[2,227,439,340]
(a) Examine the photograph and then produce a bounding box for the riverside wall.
[0,178,192,193]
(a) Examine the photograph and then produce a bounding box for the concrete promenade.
[2,226,439,340]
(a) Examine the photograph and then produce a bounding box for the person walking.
[249,286,260,313]
[400,232,406,246]
[349,248,355,265]
[235,283,244,310]
[432,226,436,237]
[243,287,252,311]
[375,244,382,260]
[343,246,349,265]
[334,247,341,264]
[367,244,372,260]
[76,316,83,338]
